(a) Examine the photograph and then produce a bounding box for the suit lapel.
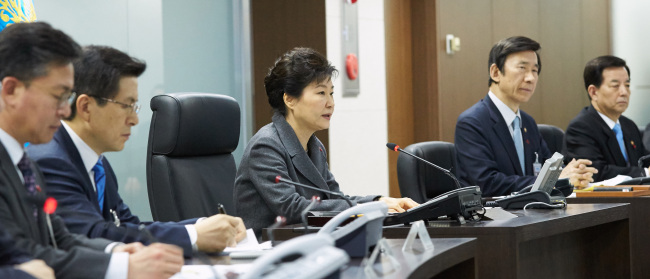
[57,128,103,214]
[485,97,524,175]
[587,106,628,166]
[272,113,331,195]
[0,143,44,242]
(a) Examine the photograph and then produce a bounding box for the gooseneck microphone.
[386,143,462,189]
[301,196,321,233]
[268,216,287,247]
[25,195,58,249]
[274,175,353,207]
[638,154,650,168]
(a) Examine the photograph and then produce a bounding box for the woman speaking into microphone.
[234,47,418,235]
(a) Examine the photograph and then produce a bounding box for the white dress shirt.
[488,91,522,138]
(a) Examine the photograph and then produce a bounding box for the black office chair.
[396,141,458,204]
[537,124,564,154]
[146,93,240,222]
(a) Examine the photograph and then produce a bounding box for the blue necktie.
[92,158,106,211]
[513,116,526,175]
[17,153,38,218]
[613,123,628,162]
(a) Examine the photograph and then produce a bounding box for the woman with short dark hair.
[235,47,418,235]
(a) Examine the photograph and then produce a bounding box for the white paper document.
[171,264,252,279]
[224,229,261,252]
[588,175,632,187]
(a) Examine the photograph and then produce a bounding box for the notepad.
[581,175,633,190]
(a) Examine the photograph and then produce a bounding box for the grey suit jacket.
[235,112,377,235]
[0,141,112,278]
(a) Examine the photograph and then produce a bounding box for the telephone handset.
[318,201,388,257]
[241,234,349,279]
[616,177,650,185]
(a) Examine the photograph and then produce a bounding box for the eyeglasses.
[91,96,141,114]
[52,91,77,109]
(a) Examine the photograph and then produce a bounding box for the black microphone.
[387,143,462,189]
[274,175,353,207]
[301,196,321,233]
[268,216,287,247]
[24,195,58,249]
[638,154,650,168]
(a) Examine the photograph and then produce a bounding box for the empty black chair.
[147,93,240,221]
[538,124,564,155]
[396,141,458,204]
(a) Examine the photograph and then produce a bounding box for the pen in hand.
[217,203,227,215]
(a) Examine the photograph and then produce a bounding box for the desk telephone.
[495,152,567,209]
[317,201,387,257]
[242,234,349,279]
[383,186,483,226]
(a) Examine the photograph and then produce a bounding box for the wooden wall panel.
[385,0,414,197]
[251,0,329,150]
[580,0,611,105]
[411,0,440,142]
[491,0,543,121]
[436,0,493,142]
[581,0,611,62]
[537,0,587,130]
[491,0,540,40]
[385,0,610,195]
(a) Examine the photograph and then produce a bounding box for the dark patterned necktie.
[17,153,38,218]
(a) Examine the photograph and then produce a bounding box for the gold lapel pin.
[524,127,527,133]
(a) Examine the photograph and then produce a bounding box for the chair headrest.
[149,93,240,157]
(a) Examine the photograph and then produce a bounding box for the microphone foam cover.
[386,143,399,151]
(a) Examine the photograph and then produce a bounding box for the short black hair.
[264,47,337,116]
[488,36,542,86]
[583,55,630,100]
[0,22,81,85]
[67,45,146,120]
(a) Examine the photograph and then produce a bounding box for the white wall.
[326,0,389,197]
[612,0,650,128]
[33,0,164,221]
[31,0,247,220]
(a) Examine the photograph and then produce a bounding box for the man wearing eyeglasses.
[0,22,184,279]
[28,45,246,258]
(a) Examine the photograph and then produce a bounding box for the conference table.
[569,196,650,278]
[190,238,477,279]
[266,203,630,279]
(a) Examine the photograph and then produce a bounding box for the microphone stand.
[301,196,321,234]
[638,154,650,168]
[27,195,58,249]
[268,216,286,247]
[274,176,353,207]
[387,143,462,189]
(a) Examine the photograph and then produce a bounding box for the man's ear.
[489,63,501,84]
[587,85,598,101]
[74,94,93,122]
[0,77,22,107]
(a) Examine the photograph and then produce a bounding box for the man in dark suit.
[27,45,245,257]
[564,56,648,182]
[0,225,54,279]
[455,36,597,196]
[0,22,183,278]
